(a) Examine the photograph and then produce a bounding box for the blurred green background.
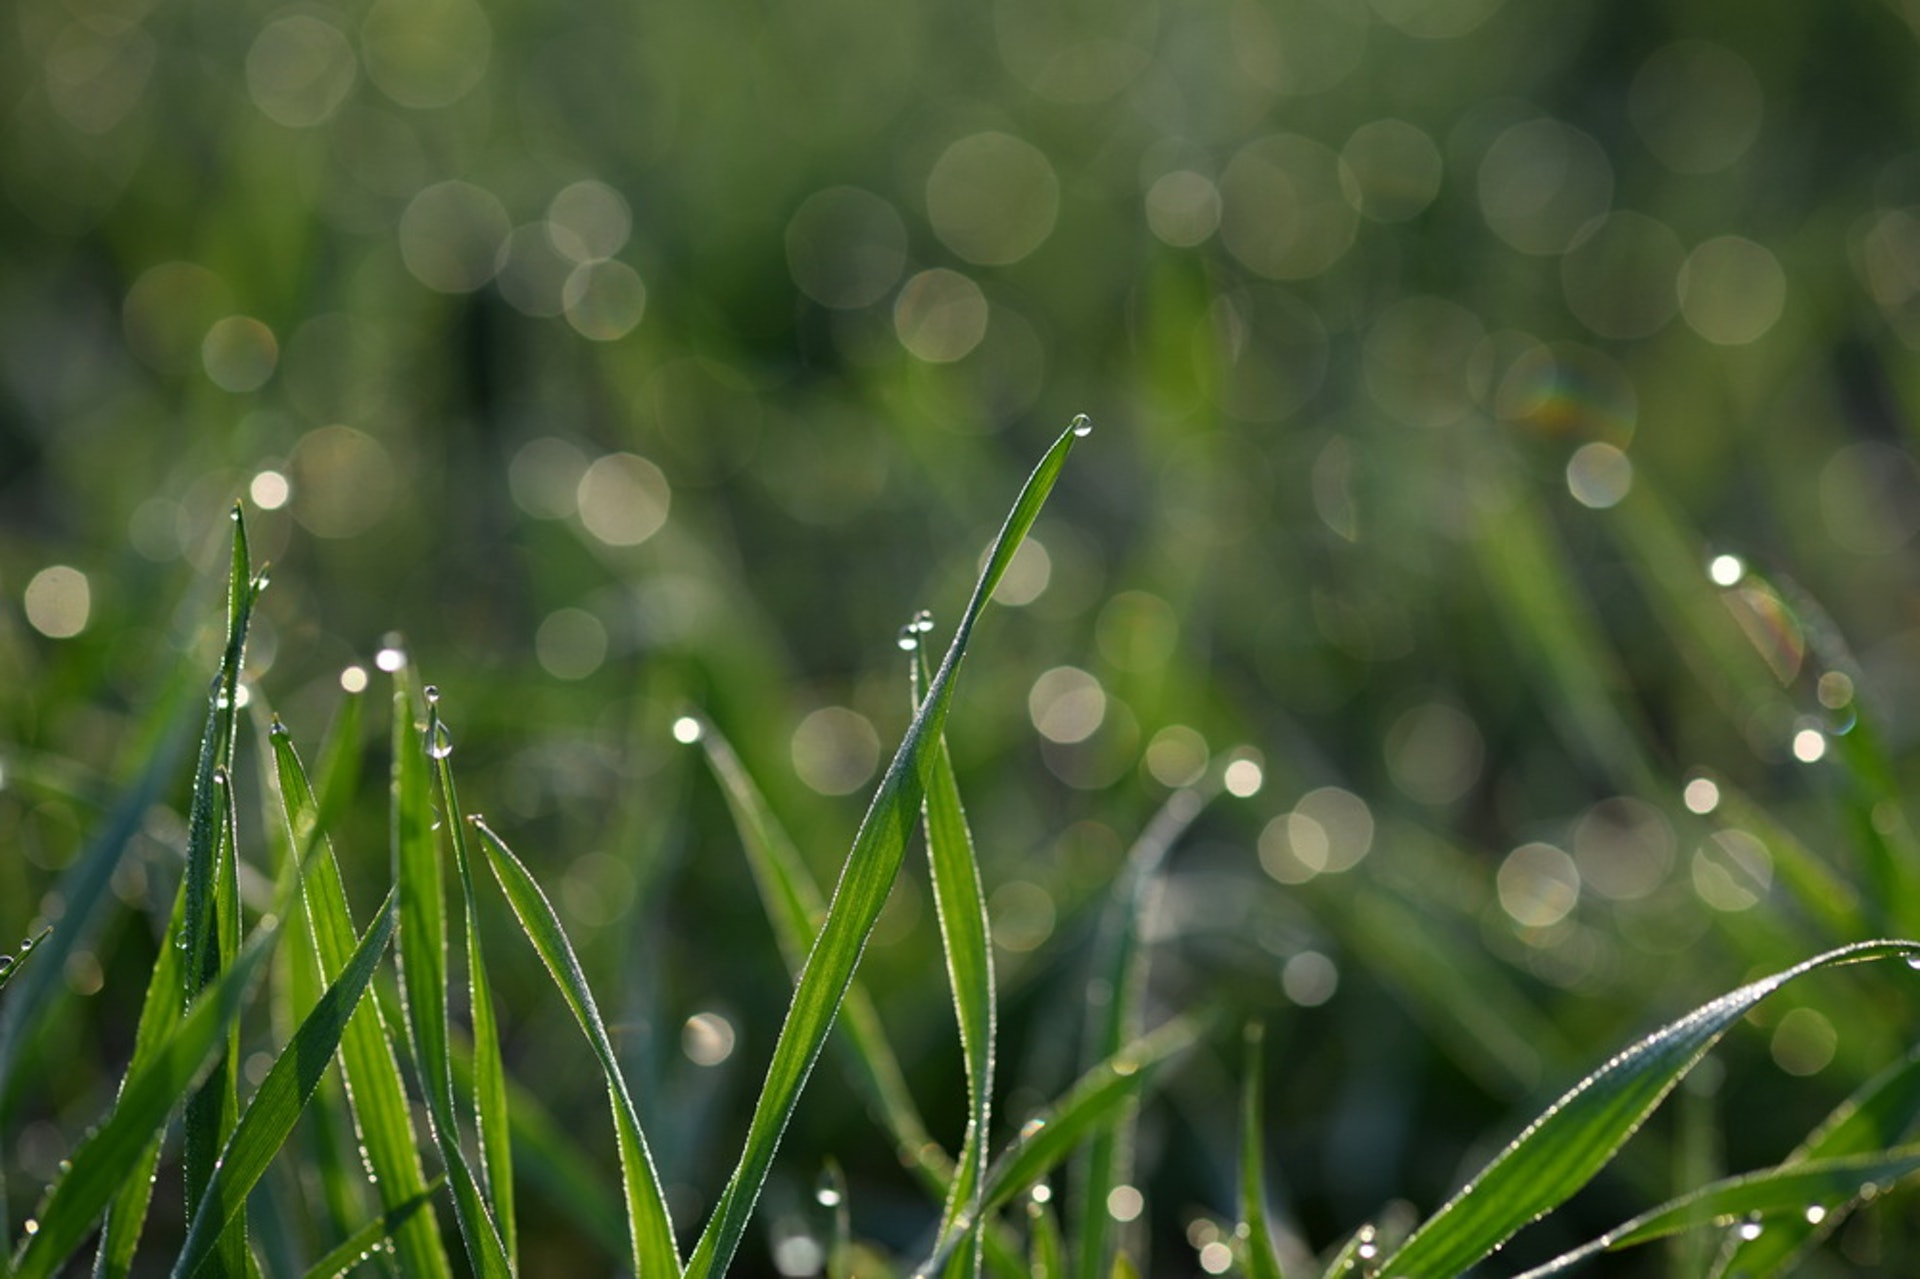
[8,0,1920,1271]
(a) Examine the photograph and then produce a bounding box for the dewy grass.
[8,415,1920,1278]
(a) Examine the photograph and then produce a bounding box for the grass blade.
[469,816,682,1278]
[173,889,399,1277]
[1027,1193,1065,1279]
[1375,939,1920,1279]
[0,929,51,1001]
[1510,1149,1920,1279]
[1074,783,1213,1279]
[685,416,1089,1279]
[393,681,511,1278]
[977,1016,1204,1222]
[908,630,995,1278]
[689,717,950,1188]
[298,1181,445,1279]
[1238,1024,1284,1279]
[430,691,518,1266]
[269,724,454,1279]
[10,921,278,1279]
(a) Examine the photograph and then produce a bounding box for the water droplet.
[912,608,934,633]
[1020,1117,1047,1140]
[1736,1215,1763,1241]
[1070,413,1093,437]
[18,938,33,954]
[897,626,919,652]
[376,646,407,673]
[0,955,13,971]
[424,685,441,705]
[215,692,231,710]
[252,570,271,591]
[1030,1182,1052,1204]
[672,716,704,745]
[1804,1204,1829,1224]
[22,1218,38,1236]
[212,767,230,787]
[1905,954,1920,972]
[428,719,454,760]
[816,1184,842,1208]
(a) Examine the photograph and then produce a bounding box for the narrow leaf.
[0,930,51,999]
[270,725,454,1279]
[470,816,681,1279]
[1511,1149,1920,1279]
[173,890,399,1277]
[686,416,1088,1279]
[1239,1024,1284,1279]
[1376,939,1920,1279]
[299,1182,444,1279]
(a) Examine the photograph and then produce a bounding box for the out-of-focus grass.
[9,0,1920,1272]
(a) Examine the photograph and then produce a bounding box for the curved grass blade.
[269,726,453,1279]
[1510,1148,1920,1279]
[173,889,398,1277]
[1711,1040,1920,1276]
[1375,939,1920,1279]
[469,816,681,1279]
[908,632,994,1279]
[1074,783,1214,1279]
[298,1180,444,1279]
[1238,1024,1284,1279]
[10,920,278,1279]
[393,682,511,1278]
[689,716,950,1189]
[685,416,1089,1279]
[430,693,517,1265]
[976,1015,1203,1223]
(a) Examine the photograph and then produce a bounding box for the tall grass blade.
[431,694,517,1265]
[1073,784,1212,1279]
[298,1181,443,1279]
[392,682,511,1277]
[1027,1193,1064,1279]
[0,929,51,1000]
[1374,939,1920,1279]
[10,919,277,1279]
[690,718,949,1187]
[1510,1148,1920,1279]
[975,1016,1203,1222]
[1710,1041,1920,1276]
[908,634,994,1279]
[469,816,682,1278]
[1238,1024,1284,1279]
[172,889,398,1277]
[269,725,454,1279]
[685,417,1087,1279]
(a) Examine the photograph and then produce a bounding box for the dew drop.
[212,767,230,787]
[0,956,12,971]
[897,626,919,652]
[1070,413,1093,438]
[424,685,441,705]
[22,1218,38,1236]
[428,719,454,760]
[912,608,935,633]
[1736,1216,1763,1241]
[816,1184,842,1208]
[1804,1204,1829,1224]
[269,716,290,738]
[672,716,704,745]
[1905,954,1920,972]
[17,938,32,954]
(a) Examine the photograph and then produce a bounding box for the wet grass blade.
[690,718,949,1188]
[173,889,398,1277]
[299,1181,444,1279]
[1238,1024,1284,1279]
[393,681,511,1278]
[1074,784,1212,1279]
[1510,1149,1920,1279]
[976,1016,1203,1221]
[469,816,682,1279]
[269,725,453,1279]
[431,694,517,1265]
[684,417,1087,1279]
[0,929,50,1000]
[909,635,994,1278]
[1375,939,1920,1279]
[9,920,277,1279]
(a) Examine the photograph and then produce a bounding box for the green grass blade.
[908,632,995,1278]
[1027,1193,1065,1279]
[269,725,454,1279]
[976,1016,1203,1222]
[173,889,398,1277]
[469,816,682,1278]
[184,769,248,1278]
[299,1181,444,1279]
[1375,939,1920,1279]
[393,682,512,1278]
[1074,783,1213,1279]
[1238,1024,1284,1279]
[431,693,517,1266]
[686,416,1088,1279]
[690,716,950,1188]
[10,920,278,1279]
[0,929,50,1001]
[1510,1149,1920,1279]
[1711,1040,1920,1276]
